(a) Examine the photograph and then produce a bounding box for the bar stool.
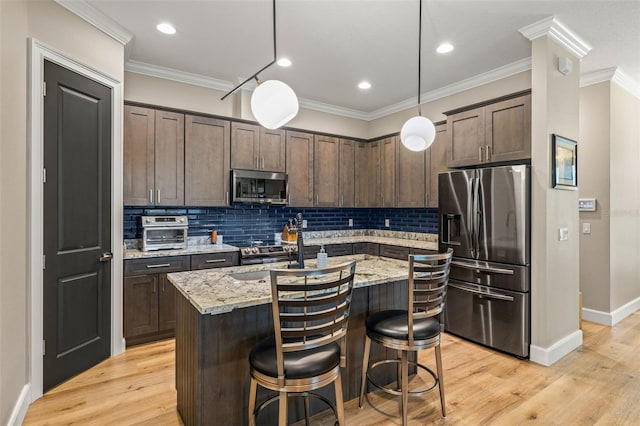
[358,249,453,426]
[248,260,357,426]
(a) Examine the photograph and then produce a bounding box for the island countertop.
[167,254,409,315]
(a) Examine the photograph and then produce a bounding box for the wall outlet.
[348,218,353,227]
[559,227,569,241]
[302,219,308,228]
[385,218,390,227]
[582,222,591,234]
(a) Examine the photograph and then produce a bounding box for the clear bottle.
[317,246,328,268]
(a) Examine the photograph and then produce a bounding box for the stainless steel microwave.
[231,169,288,204]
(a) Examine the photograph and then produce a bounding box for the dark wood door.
[43,60,112,392]
[447,107,485,167]
[313,135,340,207]
[185,115,230,206]
[429,123,448,208]
[485,94,531,163]
[154,110,184,205]
[158,275,176,331]
[354,142,370,207]
[286,131,314,207]
[123,275,159,338]
[259,127,286,172]
[380,136,396,207]
[231,122,259,170]
[339,139,355,207]
[123,105,154,205]
[396,138,426,208]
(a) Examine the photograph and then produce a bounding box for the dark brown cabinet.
[325,243,353,257]
[429,124,448,208]
[158,274,177,331]
[339,139,356,207]
[124,274,159,338]
[185,115,230,206]
[380,136,397,207]
[231,122,285,172]
[397,137,427,208]
[286,131,314,207]
[313,135,340,207]
[123,106,184,206]
[379,244,410,260]
[353,242,380,256]
[356,140,381,207]
[191,252,239,270]
[447,93,531,167]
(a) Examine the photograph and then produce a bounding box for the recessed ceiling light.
[277,58,292,67]
[156,23,176,35]
[436,42,454,54]
[358,81,372,90]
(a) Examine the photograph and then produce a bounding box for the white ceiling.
[71,0,640,118]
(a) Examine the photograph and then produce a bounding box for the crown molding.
[519,16,592,59]
[367,57,532,120]
[581,67,640,99]
[54,0,133,45]
[125,60,235,92]
[298,99,370,121]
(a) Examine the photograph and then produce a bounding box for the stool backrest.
[269,260,357,377]
[407,249,453,343]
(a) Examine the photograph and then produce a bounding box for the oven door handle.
[451,261,514,275]
[449,282,514,302]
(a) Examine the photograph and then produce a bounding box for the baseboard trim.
[530,330,583,366]
[7,384,31,426]
[582,296,640,326]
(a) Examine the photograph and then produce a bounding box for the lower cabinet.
[353,242,380,256]
[379,244,410,260]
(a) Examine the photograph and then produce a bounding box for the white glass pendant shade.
[400,116,436,151]
[251,80,299,129]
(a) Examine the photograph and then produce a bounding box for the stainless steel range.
[239,242,298,265]
[141,215,188,251]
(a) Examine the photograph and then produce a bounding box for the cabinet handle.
[157,189,161,204]
[426,193,429,206]
[153,282,157,293]
[205,258,226,264]
[316,194,319,205]
[256,156,259,169]
[226,191,229,204]
[149,189,154,204]
[479,146,484,162]
[146,263,171,269]
[486,145,492,161]
[341,194,344,206]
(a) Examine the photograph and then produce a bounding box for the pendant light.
[221,0,298,129]
[400,0,435,152]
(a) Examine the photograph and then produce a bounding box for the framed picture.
[552,134,577,189]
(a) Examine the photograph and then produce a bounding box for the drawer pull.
[205,259,226,264]
[146,263,171,269]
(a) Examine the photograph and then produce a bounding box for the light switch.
[348,218,353,227]
[385,218,390,227]
[559,227,569,241]
[583,223,591,234]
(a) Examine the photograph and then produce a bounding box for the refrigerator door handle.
[449,282,515,301]
[451,260,515,275]
[468,177,477,258]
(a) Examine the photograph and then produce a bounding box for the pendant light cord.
[417,0,422,116]
[221,0,278,101]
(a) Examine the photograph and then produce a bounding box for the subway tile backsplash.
[124,205,438,245]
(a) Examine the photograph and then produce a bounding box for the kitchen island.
[168,254,416,425]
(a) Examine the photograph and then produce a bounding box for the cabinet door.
[123,105,154,205]
[355,142,370,207]
[339,139,355,207]
[158,274,176,332]
[429,123,448,208]
[314,135,340,207]
[368,140,382,207]
[231,122,259,170]
[260,128,286,172]
[286,131,314,207]
[154,110,184,205]
[379,244,410,260]
[485,94,531,163]
[447,107,485,168]
[185,115,230,206]
[325,243,353,257]
[397,138,427,208]
[124,275,159,338]
[380,137,396,207]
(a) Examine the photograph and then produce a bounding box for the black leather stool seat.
[250,336,341,380]
[366,309,441,341]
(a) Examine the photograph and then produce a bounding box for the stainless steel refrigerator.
[439,165,530,358]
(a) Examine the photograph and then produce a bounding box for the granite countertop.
[167,254,410,315]
[124,243,239,260]
[304,235,438,251]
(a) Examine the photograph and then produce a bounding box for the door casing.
[28,38,124,402]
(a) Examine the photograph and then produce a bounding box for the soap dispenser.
[317,246,328,268]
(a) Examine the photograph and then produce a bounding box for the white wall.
[0,1,123,423]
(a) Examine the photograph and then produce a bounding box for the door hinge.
[42,340,46,356]
[43,81,47,97]
[43,168,47,183]
[42,254,46,269]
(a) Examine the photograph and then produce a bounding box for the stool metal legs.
[435,344,446,416]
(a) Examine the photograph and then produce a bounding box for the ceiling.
[71,0,640,119]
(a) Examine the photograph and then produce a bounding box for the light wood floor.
[24,312,640,425]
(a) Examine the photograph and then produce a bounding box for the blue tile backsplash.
[124,205,439,245]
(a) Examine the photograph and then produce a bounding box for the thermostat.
[578,198,596,211]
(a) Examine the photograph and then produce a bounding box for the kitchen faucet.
[287,213,305,269]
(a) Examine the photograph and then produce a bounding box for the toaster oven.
[141,215,188,251]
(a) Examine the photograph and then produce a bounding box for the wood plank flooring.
[24,312,640,425]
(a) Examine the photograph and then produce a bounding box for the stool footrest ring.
[366,359,439,397]
[254,391,338,422]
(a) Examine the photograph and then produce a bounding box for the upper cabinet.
[397,136,427,208]
[380,136,397,208]
[354,142,372,207]
[314,135,340,207]
[446,93,531,168]
[429,123,448,208]
[231,122,285,172]
[339,139,356,207]
[286,131,314,207]
[185,115,230,206]
[124,106,184,206]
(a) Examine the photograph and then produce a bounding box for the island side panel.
[175,292,202,426]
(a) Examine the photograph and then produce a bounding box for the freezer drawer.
[450,258,529,292]
[444,280,529,358]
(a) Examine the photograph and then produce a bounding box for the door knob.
[100,252,113,262]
